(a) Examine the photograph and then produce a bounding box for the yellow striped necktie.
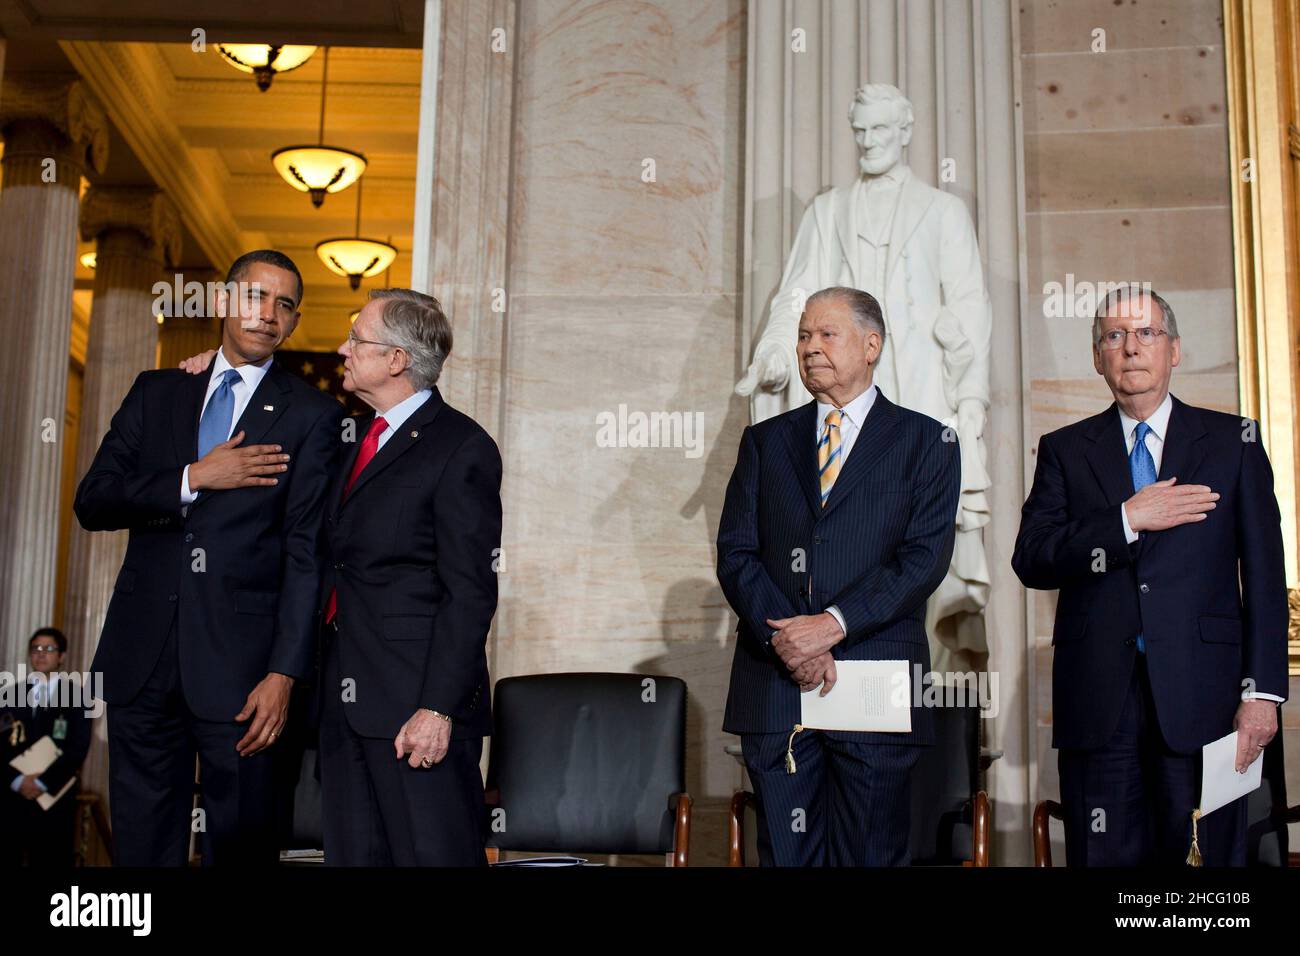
[818,408,843,506]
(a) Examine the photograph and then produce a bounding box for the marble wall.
[489,0,747,864]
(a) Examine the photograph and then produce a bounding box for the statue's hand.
[957,398,986,440]
[736,341,791,397]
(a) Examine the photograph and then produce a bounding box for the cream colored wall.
[490,0,747,864]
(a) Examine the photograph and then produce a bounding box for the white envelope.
[799,660,912,732]
[1199,731,1263,817]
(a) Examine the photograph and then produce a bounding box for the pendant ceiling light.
[316,178,397,290]
[271,47,366,208]
[216,44,317,92]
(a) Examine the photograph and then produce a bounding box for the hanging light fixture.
[79,251,97,270]
[216,44,317,92]
[271,47,366,207]
[316,177,397,290]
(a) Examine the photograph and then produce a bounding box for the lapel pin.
[263,405,274,411]
[411,430,419,438]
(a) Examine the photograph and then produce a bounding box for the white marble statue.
[736,83,992,662]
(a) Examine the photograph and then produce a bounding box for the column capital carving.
[80,186,182,267]
[0,75,109,174]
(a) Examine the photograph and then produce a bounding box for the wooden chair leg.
[1032,800,1062,867]
[970,791,990,867]
[671,793,692,867]
[728,791,754,867]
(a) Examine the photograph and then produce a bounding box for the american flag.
[277,350,370,417]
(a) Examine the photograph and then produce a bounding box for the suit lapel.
[330,411,372,518]
[1083,403,1135,508]
[832,180,864,288]
[820,392,901,519]
[780,401,822,518]
[339,389,446,510]
[188,361,293,512]
[172,364,212,466]
[229,363,292,447]
[1142,396,1208,561]
[1154,396,1208,484]
[884,172,934,289]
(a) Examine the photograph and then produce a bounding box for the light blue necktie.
[1129,421,1157,653]
[197,369,242,460]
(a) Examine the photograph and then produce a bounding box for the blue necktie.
[1129,421,1157,653]
[197,369,242,460]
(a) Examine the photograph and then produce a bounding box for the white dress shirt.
[813,384,879,636]
[370,388,432,452]
[1117,393,1282,703]
[180,348,275,503]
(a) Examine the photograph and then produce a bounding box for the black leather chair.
[1034,730,1294,866]
[728,700,990,866]
[485,673,692,866]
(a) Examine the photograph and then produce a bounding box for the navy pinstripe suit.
[718,390,960,865]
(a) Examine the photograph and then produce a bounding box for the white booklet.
[1199,731,1263,817]
[9,735,75,811]
[799,660,912,732]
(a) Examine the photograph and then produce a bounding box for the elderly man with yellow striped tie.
[717,286,962,866]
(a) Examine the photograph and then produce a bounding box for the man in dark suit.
[718,286,961,866]
[1,628,93,867]
[74,250,345,866]
[319,288,501,866]
[1012,285,1288,866]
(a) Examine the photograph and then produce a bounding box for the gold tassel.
[785,724,804,775]
[1186,809,1203,867]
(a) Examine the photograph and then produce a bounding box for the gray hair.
[805,286,886,343]
[1092,284,1179,344]
[848,83,914,129]
[369,288,453,389]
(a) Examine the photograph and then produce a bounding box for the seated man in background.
[1,628,93,867]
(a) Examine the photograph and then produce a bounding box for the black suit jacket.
[2,688,92,795]
[1012,396,1289,753]
[321,387,501,740]
[74,362,345,721]
[717,391,961,744]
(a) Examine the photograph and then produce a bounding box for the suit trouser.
[0,785,78,867]
[107,624,276,866]
[318,627,486,866]
[1058,654,1247,867]
[741,728,922,866]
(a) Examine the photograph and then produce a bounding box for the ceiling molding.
[8,0,424,48]
[59,39,259,269]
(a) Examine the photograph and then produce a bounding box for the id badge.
[52,717,68,741]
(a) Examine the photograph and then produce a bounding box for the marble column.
[414,0,516,441]
[743,0,1030,863]
[0,78,108,671]
[63,187,180,805]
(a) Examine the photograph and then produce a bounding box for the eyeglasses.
[345,330,401,351]
[1097,327,1169,351]
[29,644,60,654]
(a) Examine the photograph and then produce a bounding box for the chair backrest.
[908,700,981,865]
[486,673,687,855]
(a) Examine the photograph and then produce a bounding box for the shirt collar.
[1118,392,1173,443]
[375,388,432,432]
[213,347,273,390]
[817,384,878,431]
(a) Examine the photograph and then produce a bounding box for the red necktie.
[325,416,388,623]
